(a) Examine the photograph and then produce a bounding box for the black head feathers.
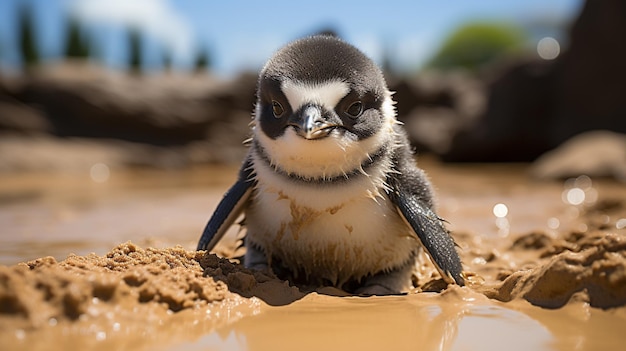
[260,35,388,96]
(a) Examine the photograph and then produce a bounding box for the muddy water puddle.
[182,291,554,351]
[1,159,625,350]
[174,289,625,351]
[0,167,236,265]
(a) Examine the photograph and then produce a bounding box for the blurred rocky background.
[1,0,625,181]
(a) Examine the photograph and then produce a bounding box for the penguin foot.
[353,262,414,296]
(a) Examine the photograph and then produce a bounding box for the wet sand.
[1,159,625,350]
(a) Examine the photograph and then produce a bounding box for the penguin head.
[253,35,397,179]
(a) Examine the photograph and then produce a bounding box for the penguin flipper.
[197,160,255,251]
[389,187,465,286]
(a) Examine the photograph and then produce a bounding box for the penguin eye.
[346,101,363,118]
[271,100,284,118]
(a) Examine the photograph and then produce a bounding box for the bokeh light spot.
[90,163,111,183]
[565,188,585,205]
[547,217,560,230]
[537,37,560,60]
[493,203,508,218]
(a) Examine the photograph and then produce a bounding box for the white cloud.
[69,0,193,58]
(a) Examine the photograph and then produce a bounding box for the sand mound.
[3,229,625,334]
[485,230,626,308]
[459,196,626,309]
[198,254,305,306]
[0,243,230,330]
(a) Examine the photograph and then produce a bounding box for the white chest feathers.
[245,166,419,286]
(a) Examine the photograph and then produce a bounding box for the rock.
[0,63,255,171]
[443,59,557,162]
[551,0,626,144]
[1,62,255,147]
[402,107,460,154]
[390,71,486,154]
[17,72,220,144]
[0,94,51,135]
[444,0,626,162]
[529,130,626,181]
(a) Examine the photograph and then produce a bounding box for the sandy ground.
[1,159,625,350]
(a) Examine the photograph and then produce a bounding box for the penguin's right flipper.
[197,159,255,251]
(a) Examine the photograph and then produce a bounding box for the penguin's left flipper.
[389,187,465,286]
[197,159,255,251]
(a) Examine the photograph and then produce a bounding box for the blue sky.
[0,0,583,76]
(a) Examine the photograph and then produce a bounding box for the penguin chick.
[197,35,464,295]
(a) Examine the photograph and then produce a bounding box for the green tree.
[193,46,211,73]
[64,17,90,59]
[18,2,40,69]
[427,22,528,72]
[127,28,143,74]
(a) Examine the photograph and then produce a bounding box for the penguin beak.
[289,105,335,140]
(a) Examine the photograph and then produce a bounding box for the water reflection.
[189,294,462,350]
[452,306,552,351]
[185,292,554,351]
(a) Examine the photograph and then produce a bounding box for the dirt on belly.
[1,161,625,351]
